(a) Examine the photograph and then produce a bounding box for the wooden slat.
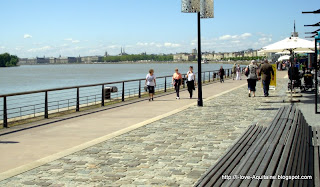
[300,117,309,187]
[203,126,263,187]
[314,127,320,187]
[243,107,296,187]
[259,108,299,187]
[300,116,309,187]
[195,124,257,187]
[225,106,289,187]
[285,112,304,187]
[293,112,307,187]
[211,127,266,187]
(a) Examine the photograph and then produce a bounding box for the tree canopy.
[0,53,19,67]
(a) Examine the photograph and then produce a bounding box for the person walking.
[219,66,225,83]
[245,60,258,97]
[172,68,182,99]
[232,63,237,80]
[187,66,196,99]
[236,64,242,80]
[145,69,156,101]
[259,60,274,97]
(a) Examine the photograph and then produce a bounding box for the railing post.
[101,85,105,106]
[164,77,167,92]
[76,87,80,112]
[209,72,211,82]
[45,91,48,119]
[3,96,8,128]
[139,80,141,98]
[183,75,186,88]
[203,72,205,84]
[122,82,125,102]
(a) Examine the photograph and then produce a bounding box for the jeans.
[262,79,271,96]
[187,80,194,98]
[174,79,181,97]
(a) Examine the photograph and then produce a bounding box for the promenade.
[0,71,299,186]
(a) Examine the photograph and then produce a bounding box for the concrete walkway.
[0,76,247,174]
[0,72,293,186]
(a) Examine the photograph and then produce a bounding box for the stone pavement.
[0,76,289,186]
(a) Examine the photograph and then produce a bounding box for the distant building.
[81,56,103,63]
[192,48,197,55]
[173,53,195,61]
[119,47,128,56]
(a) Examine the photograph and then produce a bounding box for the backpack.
[245,66,250,77]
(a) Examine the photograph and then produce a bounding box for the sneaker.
[149,99,151,101]
[177,97,180,99]
[248,93,251,97]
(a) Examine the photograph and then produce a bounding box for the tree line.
[103,54,173,62]
[0,53,19,67]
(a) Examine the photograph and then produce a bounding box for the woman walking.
[236,64,242,80]
[145,69,156,101]
[246,60,258,97]
[219,66,225,83]
[187,66,196,99]
[172,68,182,99]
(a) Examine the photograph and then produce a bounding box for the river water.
[0,63,234,95]
[0,63,235,120]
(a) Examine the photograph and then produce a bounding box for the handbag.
[144,85,148,92]
[245,66,249,77]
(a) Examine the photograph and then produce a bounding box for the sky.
[0,0,319,58]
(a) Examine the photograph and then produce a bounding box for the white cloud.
[27,46,52,52]
[240,33,252,38]
[64,38,80,43]
[24,34,32,39]
[164,42,181,47]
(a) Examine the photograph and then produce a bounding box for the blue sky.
[0,0,319,57]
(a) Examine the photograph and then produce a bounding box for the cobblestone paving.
[0,79,288,187]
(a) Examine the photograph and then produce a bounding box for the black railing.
[0,68,241,128]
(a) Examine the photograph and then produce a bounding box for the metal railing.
[0,68,240,128]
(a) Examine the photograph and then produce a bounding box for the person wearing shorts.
[145,69,156,101]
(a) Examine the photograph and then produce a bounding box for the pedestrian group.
[145,61,275,101]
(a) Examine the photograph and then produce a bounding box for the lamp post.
[182,0,214,107]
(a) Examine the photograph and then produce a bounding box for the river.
[0,63,236,120]
[0,63,234,95]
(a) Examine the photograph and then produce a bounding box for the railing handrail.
[0,68,232,98]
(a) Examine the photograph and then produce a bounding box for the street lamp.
[181,0,214,107]
[315,32,320,113]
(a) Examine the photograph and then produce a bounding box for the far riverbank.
[18,60,251,66]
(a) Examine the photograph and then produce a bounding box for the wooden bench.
[195,105,319,187]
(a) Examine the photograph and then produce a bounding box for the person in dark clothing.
[219,66,225,83]
[259,60,274,97]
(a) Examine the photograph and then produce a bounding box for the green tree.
[0,53,19,67]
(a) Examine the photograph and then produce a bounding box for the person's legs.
[265,79,270,96]
[247,79,251,97]
[262,80,268,96]
[252,80,257,97]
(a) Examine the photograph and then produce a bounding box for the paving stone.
[0,79,288,186]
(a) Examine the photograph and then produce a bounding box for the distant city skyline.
[0,0,318,58]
